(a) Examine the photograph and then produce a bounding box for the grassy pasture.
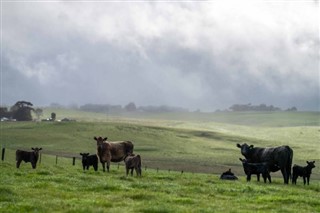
[1,157,320,213]
[1,109,320,212]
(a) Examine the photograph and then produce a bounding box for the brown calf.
[124,154,141,176]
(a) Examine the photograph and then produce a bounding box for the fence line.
[0,147,223,175]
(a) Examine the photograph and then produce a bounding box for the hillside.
[1,109,319,179]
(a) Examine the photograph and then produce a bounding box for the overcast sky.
[1,1,319,111]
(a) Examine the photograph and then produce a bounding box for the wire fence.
[0,147,229,175]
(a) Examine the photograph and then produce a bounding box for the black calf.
[16,147,42,169]
[80,153,98,171]
[239,158,271,183]
[292,161,315,185]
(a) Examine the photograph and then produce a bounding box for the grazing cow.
[220,168,238,180]
[16,147,42,169]
[292,161,316,185]
[80,153,98,171]
[124,154,142,176]
[94,136,134,172]
[239,158,271,183]
[237,143,293,184]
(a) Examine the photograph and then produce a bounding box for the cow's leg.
[292,175,297,184]
[303,176,306,185]
[135,166,140,176]
[130,168,134,176]
[268,174,271,183]
[16,159,22,168]
[106,161,110,172]
[257,174,260,182]
[307,176,310,185]
[262,174,267,183]
[281,167,288,184]
[82,164,85,171]
[101,162,105,172]
[126,168,129,176]
[247,174,251,182]
[31,162,36,169]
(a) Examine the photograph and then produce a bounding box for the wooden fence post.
[1,148,5,161]
[72,157,76,166]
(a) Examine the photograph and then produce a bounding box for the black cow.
[237,143,293,184]
[80,153,98,171]
[220,168,238,180]
[16,147,42,169]
[292,161,316,185]
[124,154,141,176]
[239,158,271,183]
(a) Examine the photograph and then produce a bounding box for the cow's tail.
[137,155,141,167]
[287,146,293,182]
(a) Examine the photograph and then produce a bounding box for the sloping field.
[1,110,319,212]
[1,109,319,178]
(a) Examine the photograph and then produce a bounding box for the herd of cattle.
[15,137,316,185]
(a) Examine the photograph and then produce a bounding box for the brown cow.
[16,147,42,169]
[124,154,142,176]
[94,136,134,172]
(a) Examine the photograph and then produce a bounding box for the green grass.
[1,119,319,178]
[1,160,319,213]
[1,110,320,212]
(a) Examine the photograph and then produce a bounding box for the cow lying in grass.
[16,147,42,169]
[124,154,141,177]
[80,153,98,171]
[292,161,316,185]
[239,158,271,183]
[220,169,238,180]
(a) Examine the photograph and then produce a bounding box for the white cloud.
[2,1,319,110]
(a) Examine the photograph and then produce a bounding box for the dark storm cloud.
[1,1,319,111]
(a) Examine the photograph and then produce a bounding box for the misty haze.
[1,1,319,111]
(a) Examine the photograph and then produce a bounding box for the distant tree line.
[228,103,297,112]
[80,104,123,113]
[79,102,188,113]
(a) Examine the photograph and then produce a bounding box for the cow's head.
[307,161,316,169]
[80,153,90,160]
[94,136,109,154]
[31,147,42,169]
[236,143,254,158]
[31,147,42,155]
[94,136,108,145]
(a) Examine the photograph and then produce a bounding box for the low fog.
[1,1,319,111]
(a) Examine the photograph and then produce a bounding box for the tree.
[10,101,34,121]
[51,112,56,121]
[125,102,137,112]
